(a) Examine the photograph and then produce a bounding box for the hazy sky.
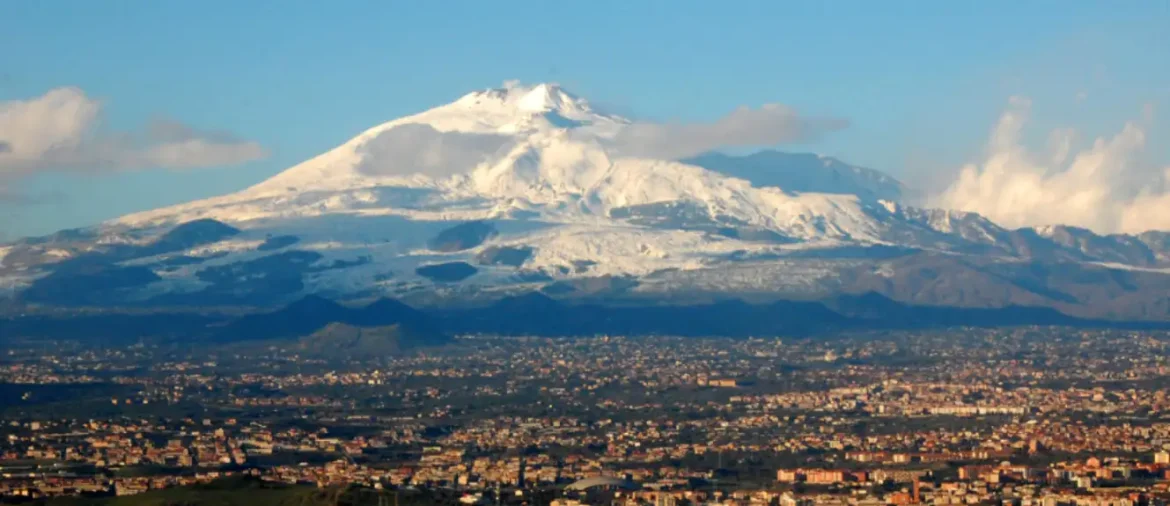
[1,1,1168,237]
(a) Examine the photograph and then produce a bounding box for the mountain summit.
[4,83,1170,320]
[456,82,595,116]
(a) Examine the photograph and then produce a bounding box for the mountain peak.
[454,82,591,116]
[516,83,569,112]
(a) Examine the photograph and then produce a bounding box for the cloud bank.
[0,87,267,183]
[353,88,848,180]
[608,104,849,160]
[356,124,513,178]
[931,97,1170,234]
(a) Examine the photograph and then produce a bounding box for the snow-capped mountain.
[113,83,894,240]
[5,83,1170,319]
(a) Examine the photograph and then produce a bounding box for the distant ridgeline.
[3,291,1168,348]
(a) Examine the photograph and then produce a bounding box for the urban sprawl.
[3,328,1170,505]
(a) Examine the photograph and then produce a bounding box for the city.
[3,328,1170,504]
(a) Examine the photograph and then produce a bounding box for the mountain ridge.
[6,292,1167,346]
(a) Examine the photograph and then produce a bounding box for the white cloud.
[353,98,847,178]
[607,104,848,160]
[355,123,512,178]
[1045,127,1076,166]
[931,97,1170,234]
[0,87,266,182]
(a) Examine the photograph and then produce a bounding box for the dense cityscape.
[3,328,1170,504]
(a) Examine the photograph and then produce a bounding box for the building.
[777,470,801,483]
[654,494,678,506]
[805,470,845,485]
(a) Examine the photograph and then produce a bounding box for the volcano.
[5,83,1170,320]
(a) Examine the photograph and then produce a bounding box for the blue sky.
[1,1,1168,238]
